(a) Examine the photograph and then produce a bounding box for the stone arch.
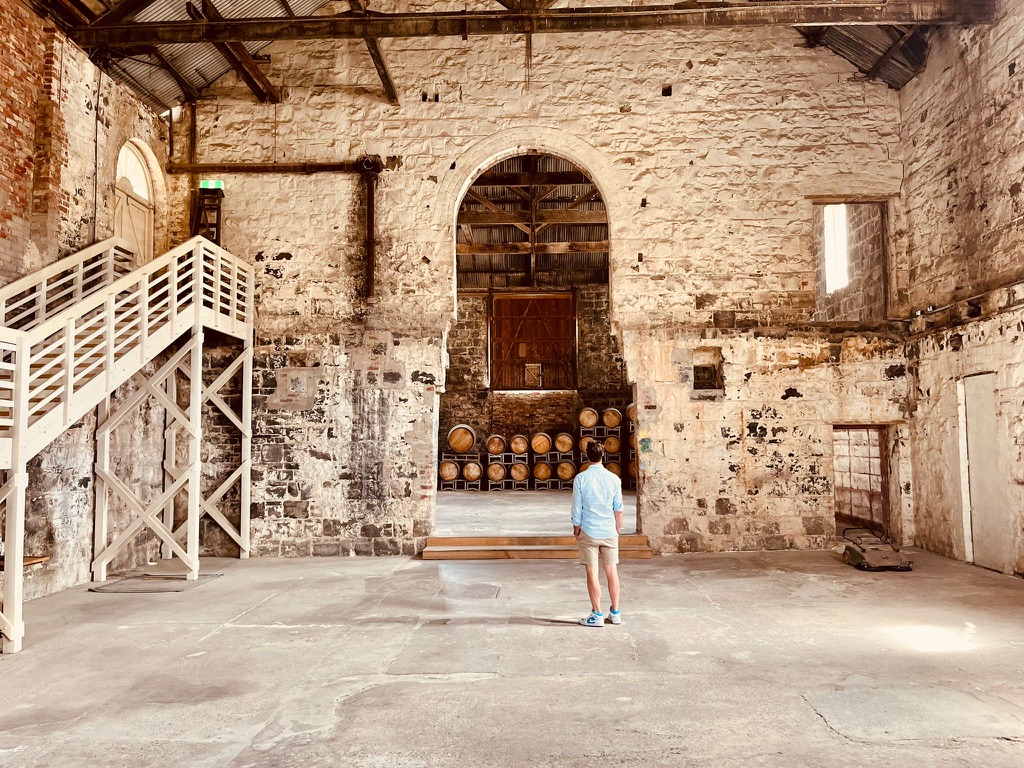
[112,138,169,262]
[435,127,630,333]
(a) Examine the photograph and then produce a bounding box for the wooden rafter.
[146,47,200,101]
[865,25,919,80]
[186,0,280,103]
[457,242,609,255]
[75,2,995,47]
[350,0,400,106]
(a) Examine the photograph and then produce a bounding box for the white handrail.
[0,236,254,447]
[0,238,136,332]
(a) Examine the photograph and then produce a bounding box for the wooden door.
[114,185,153,263]
[964,373,1011,571]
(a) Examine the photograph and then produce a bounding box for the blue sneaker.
[607,609,622,625]
[579,611,604,627]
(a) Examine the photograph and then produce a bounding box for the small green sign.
[199,179,224,190]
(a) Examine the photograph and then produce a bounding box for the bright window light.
[824,203,849,294]
[882,625,976,653]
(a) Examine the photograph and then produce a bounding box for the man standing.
[571,439,624,627]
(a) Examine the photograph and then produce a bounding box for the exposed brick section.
[0,0,46,281]
[0,4,175,600]
[813,203,887,322]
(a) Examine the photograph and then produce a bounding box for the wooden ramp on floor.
[422,534,652,560]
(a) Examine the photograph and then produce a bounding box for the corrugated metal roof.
[86,3,932,110]
[797,25,930,90]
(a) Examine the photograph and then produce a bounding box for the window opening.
[832,426,888,534]
[823,203,848,294]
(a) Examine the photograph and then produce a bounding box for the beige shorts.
[578,531,619,567]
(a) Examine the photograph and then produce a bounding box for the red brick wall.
[0,0,46,281]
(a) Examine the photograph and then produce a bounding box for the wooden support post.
[92,395,111,582]
[162,370,177,560]
[186,254,205,579]
[2,336,31,653]
[239,341,253,558]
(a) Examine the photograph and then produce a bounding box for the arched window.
[113,141,154,263]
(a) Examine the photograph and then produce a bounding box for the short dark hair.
[585,440,605,464]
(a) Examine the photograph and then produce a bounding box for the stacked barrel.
[438,425,484,489]
[578,405,633,488]
[439,404,639,491]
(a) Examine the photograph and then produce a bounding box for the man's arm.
[571,478,583,537]
[613,475,624,534]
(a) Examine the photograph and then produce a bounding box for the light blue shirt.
[571,463,624,539]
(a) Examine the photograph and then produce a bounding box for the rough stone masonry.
[1,0,1022,604]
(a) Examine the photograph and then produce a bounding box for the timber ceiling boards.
[456,154,608,292]
[42,1,996,110]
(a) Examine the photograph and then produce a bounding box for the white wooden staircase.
[0,236,254,653]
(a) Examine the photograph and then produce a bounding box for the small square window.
[823,203,849,294]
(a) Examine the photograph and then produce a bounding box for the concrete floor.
[435,489,638,535]
[3,550,1024,767]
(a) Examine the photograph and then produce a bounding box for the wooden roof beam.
[350,0,400,106]
[75,2,996,47]
[457,241,610,255]
[146,47,201,101]
[186,0,280,103]
[865,25,919,80]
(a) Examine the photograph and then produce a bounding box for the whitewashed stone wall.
[190,12,914,554]
[899,1,1024,571]
[626,329,912,551]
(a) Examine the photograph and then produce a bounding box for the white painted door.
[964,373,1011,571]
[113,186,153,263]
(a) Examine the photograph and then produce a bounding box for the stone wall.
[626,328,911,552]
[191,6,909,554]
[899,1,1024,573]
[813,203,888,322]
[0,2,175,602]
[907,298,1024,571]
[899,0,1024,311]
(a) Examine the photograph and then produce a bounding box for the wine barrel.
[557,461,576,481]
[554,432,574,453]
[626,402,637,422]
[462,461,483,481]
[578,435,596,453]
[628,460,638,479]
[487,463,506,482]
[510,434,529,455]
[531,432,552,454]
[533,462,552,481]
[439,460,460,482]
[602,408,623,428]
[447,424,477,453]
[579,461,591,472]
[604,435,622,454]
[606,462,622,477]
[485,434,506,455]
[629,431,637,449]
[578,407,599,428]
[510,462,530,482]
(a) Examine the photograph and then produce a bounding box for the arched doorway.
[113,141,155,263]
[435,152,637,537]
